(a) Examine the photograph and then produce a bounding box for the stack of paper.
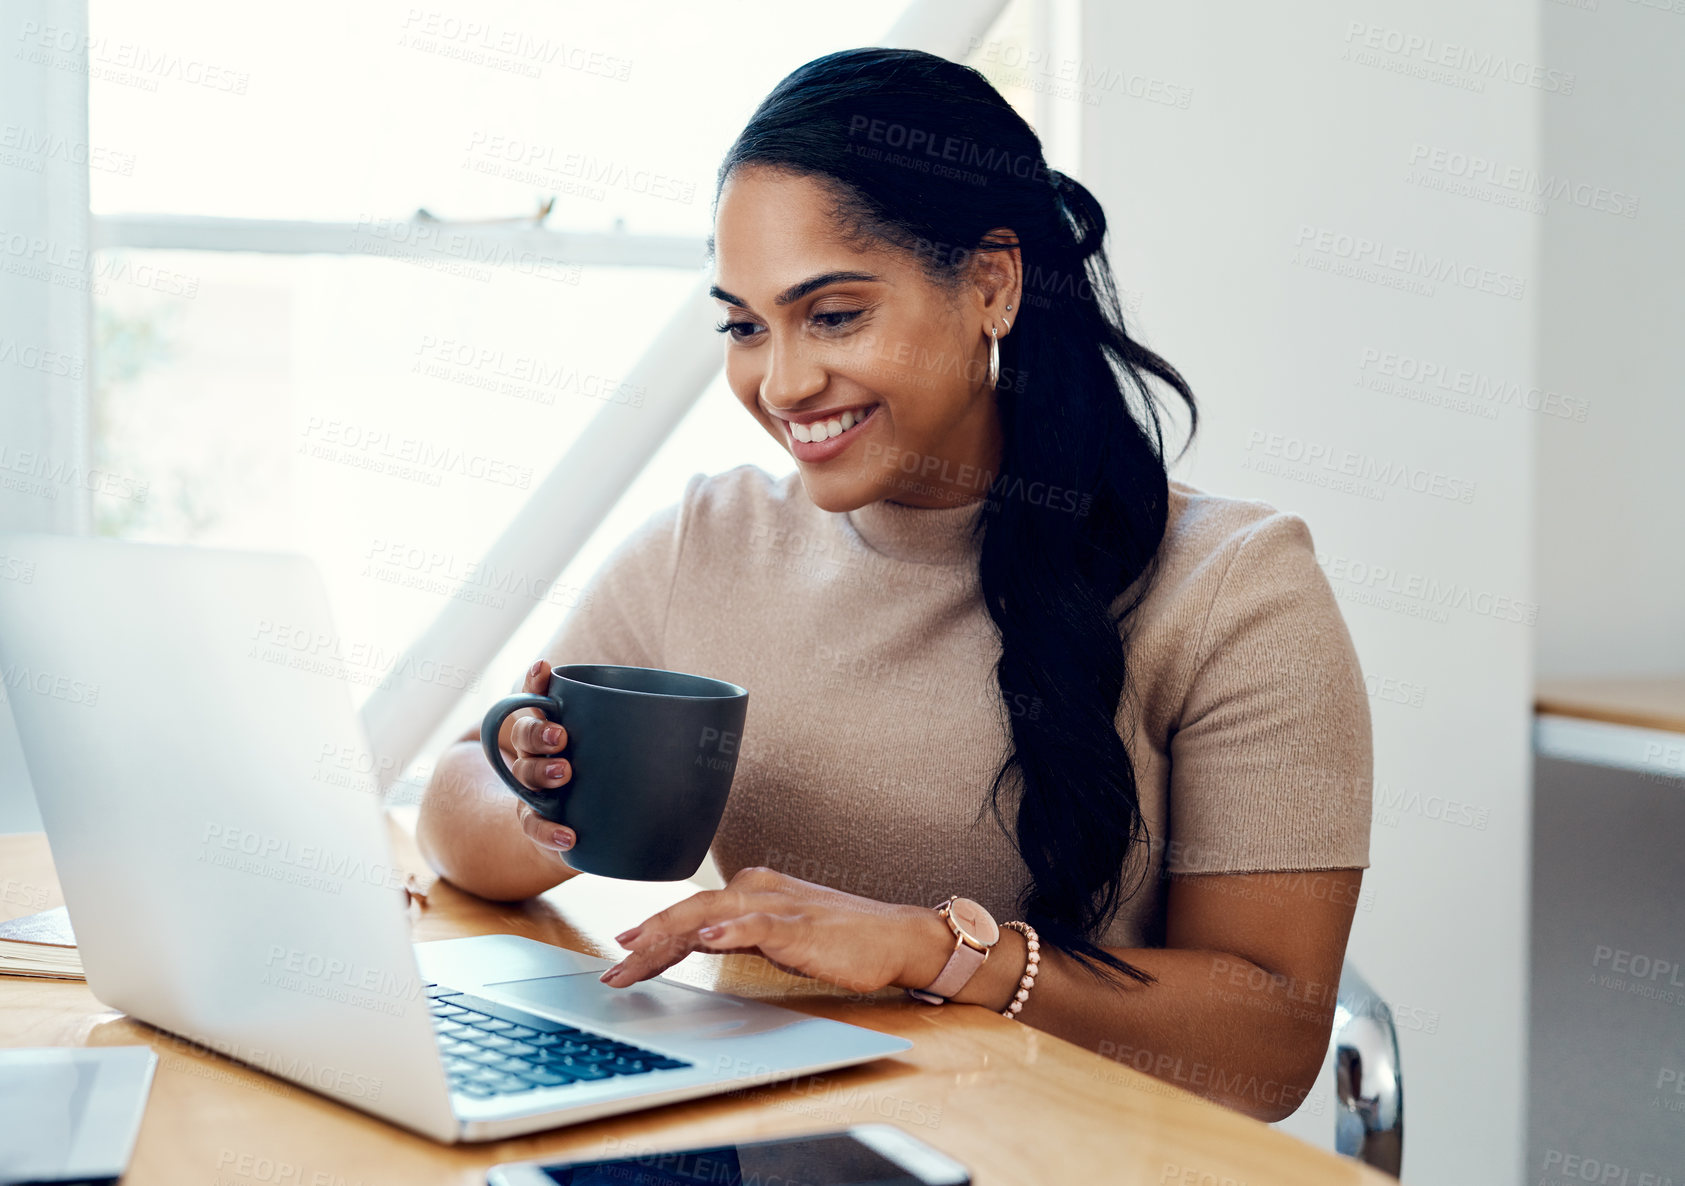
[0,906,83,980]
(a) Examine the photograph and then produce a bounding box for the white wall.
[1081,4,1541,1182]
[1528,7,1685,1179]
[1534,3,1685,678]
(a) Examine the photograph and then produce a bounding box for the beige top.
[537,465,1372,948]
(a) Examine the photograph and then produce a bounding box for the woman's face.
[710,166,1019,513]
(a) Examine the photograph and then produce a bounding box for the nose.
[759,339,827,414]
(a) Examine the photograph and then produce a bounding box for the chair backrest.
[1333,961,1404,1175]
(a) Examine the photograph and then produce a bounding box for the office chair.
[1332,962,1404,1175]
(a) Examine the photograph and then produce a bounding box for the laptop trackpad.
[484,973,746,1033]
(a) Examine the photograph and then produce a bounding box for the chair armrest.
[1333,961,1404,1176]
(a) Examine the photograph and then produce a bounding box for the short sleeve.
[1165,512,1372,874]
[519,472,706,691]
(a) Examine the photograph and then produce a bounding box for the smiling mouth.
[785,405,876,444]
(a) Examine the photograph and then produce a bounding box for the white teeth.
[789,407,872,447]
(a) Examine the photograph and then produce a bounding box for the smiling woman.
[417,47,1373,1123]
[707,169,1009,511]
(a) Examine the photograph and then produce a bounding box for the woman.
[417,47,1371,1123]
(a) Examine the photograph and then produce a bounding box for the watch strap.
[908,937,987,1004]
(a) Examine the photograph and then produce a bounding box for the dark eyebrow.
[708,270,882,312]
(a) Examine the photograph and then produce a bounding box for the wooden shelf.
[1534,676,1685,735]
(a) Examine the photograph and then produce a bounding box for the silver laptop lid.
[0,533,457,1142]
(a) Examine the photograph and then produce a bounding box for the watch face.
[950,898,1000,947]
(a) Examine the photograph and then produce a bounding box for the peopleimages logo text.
[1294,225,1525,299]
[1244,431,1478,504]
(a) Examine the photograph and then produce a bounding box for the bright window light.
[85,0,1047,795]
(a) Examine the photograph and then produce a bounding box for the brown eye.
[713,320,762,341]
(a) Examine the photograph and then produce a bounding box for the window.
[84,0,1065,799]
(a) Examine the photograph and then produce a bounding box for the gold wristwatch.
[906,895,1001,1005]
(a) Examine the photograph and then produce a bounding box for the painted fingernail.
[543,725,561,745]
[546,760,568,779]
[599,962,623,983]
[551,829,574,850]
[614,927,641,944]
[699,924,724,940]
[528,659,543,677]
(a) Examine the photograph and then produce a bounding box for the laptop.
[0,532,910,1143]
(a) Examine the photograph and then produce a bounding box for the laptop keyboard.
[424,983,692,1099]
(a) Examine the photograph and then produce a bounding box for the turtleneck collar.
[843,495,986,566]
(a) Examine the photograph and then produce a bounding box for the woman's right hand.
[502,658,578,858]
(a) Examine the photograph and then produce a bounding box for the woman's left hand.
[600,866,941,995]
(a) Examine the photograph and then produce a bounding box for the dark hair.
[715,48,1198,987]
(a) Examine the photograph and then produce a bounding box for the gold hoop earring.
[987,324,1000,389]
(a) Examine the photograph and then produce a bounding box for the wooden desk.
[1535,676,1685,734]
[0,815,1385,1186]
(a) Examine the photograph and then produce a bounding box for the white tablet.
[0,1047,157,1186]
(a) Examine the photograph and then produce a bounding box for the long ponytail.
[717,48,1198,986]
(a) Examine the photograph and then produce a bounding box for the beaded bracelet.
[999,920,1040,1019]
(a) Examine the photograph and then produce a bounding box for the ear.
[966,228,1023,331]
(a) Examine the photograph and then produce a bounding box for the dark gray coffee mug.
[480,663,749,881]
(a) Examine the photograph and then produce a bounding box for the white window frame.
[15,0,1065,786]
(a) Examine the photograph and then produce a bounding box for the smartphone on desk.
[486,1124,970,1185]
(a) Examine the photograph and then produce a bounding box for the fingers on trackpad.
[484,973,746,1030]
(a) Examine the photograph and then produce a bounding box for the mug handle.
[480,692,566,813]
